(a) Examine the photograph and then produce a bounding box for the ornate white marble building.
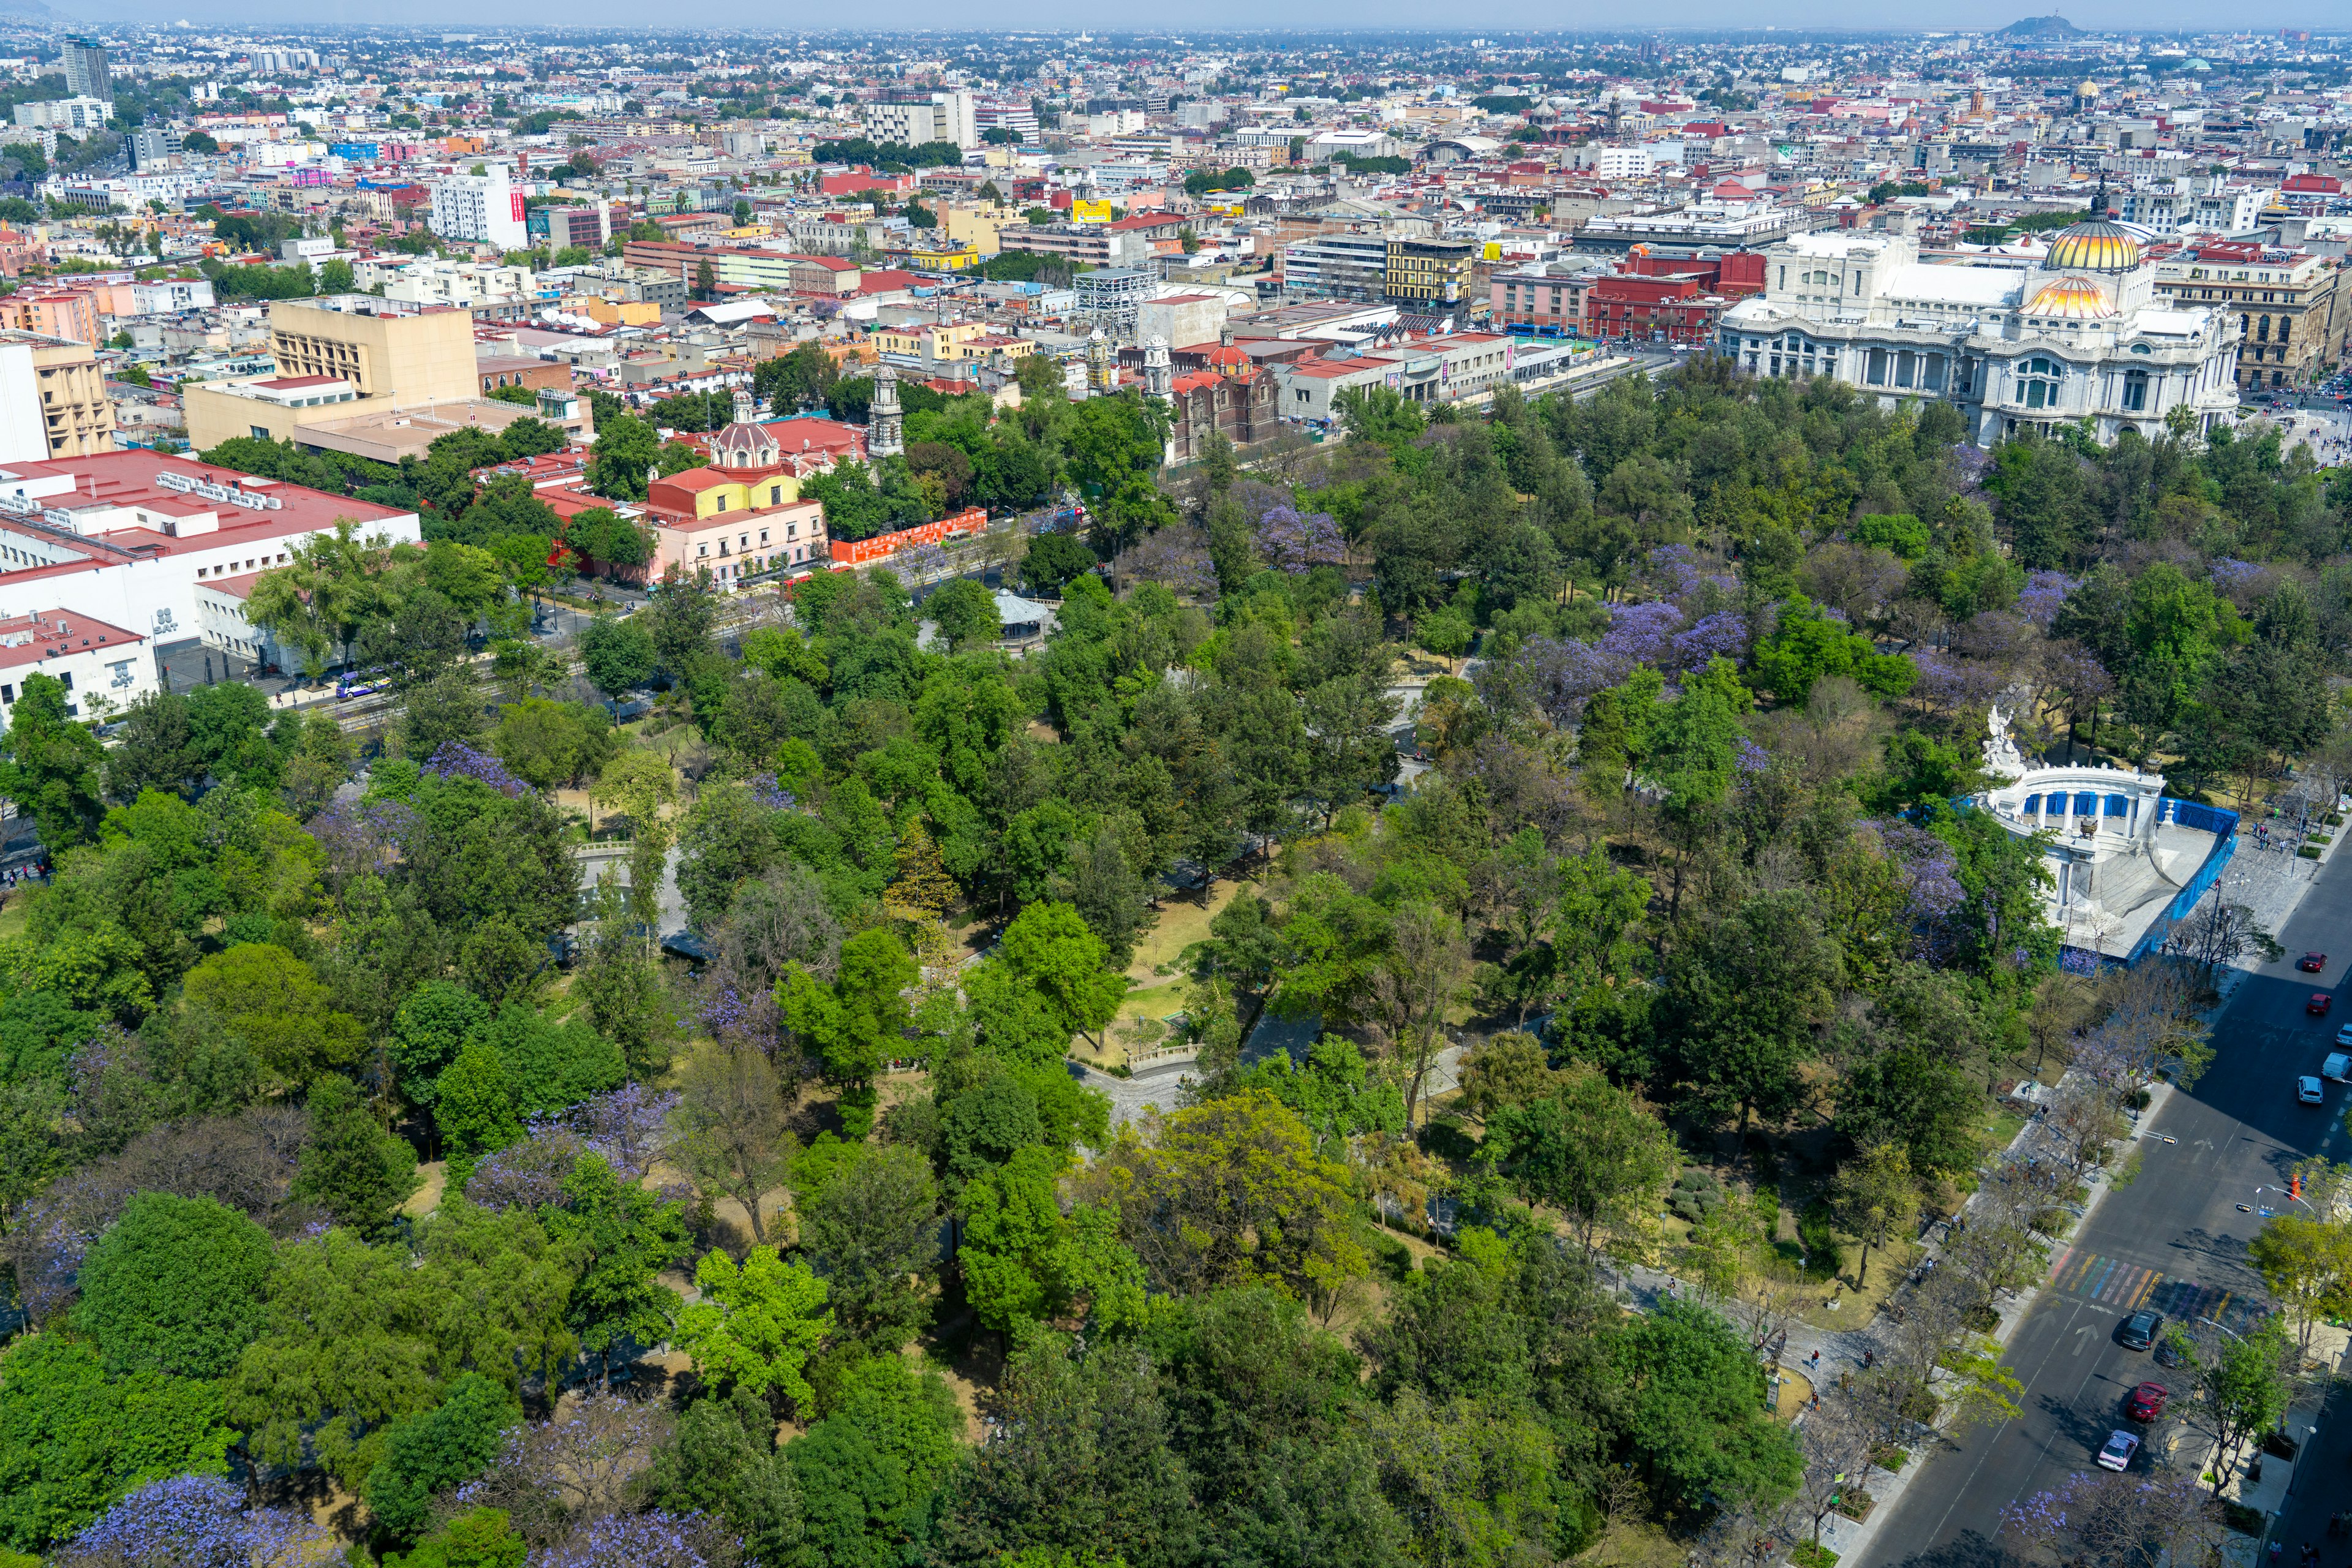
[1974,706,2234,960]
[1716,208,2242,447]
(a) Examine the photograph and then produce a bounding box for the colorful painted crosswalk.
[2043,1247,2241,1327]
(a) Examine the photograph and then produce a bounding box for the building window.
[1866,349,1888,385]
[2122,369,2148,412]
[2018,355,2065,410]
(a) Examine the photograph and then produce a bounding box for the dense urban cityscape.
[0,13,2348,1568]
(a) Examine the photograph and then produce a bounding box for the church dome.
[2044,217,2142,274]
[2024,276,2116,320]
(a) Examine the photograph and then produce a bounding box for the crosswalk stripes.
[2043,1247,2236,1324]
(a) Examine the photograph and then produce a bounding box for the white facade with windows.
[1717,220,2241,447]
[862,91,978,151]
[428,162,529,251]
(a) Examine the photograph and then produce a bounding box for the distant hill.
[2000,13,2086,36]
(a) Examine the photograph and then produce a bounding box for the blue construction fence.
[2124,798,2241,963]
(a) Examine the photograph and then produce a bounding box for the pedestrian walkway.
[2039,1245,2248,1327]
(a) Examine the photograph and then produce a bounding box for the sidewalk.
[1772,1082,2154,1568]
[2176,1330,2348,1568]
[1793,811,2350,1564]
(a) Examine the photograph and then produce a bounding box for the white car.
[2297,1076,2326,1105]
[2324,1051,2352,1082]
[2097,1430,2140,1472]
[2333,1022,2352,1046]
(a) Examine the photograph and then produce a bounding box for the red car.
[2311,993,2334,1016]
[2301,953,2329,973]
[2127,1382,2168,1421]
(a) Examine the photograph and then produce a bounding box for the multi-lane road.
[1862,841,2352,1568]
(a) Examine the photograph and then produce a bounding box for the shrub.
[1668,1168,1725,1225]
[1798,1198,1838,1261]
[1792,1543,1840,1568]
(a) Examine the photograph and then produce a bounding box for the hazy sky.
[54,0,2343,37]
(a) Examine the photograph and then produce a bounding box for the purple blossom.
[304,796,422,884]
[1118,524,1218,598]
[1512,634,1630,725]
[745,772,797,812]
[1229,478,1290,526]
[696,983,759,1047]
[529,1510,738,1568]
[1597,598,1684,669]
[2017,569,2076,631]
[1254,505,1346,573]
[464,1084,680,1208]
[571,1084,678,1181]
[1907,648,2003,712]
[62,1474,333,1568]
[464,1123,587,1212]
[2208,557,2264,593]
[424,740,533,797]
[2060,946,2103,976]
[1644,544,1738,617]
[1868,820,1966,919]
[1736,739,1770,775]
[1670,611,1749,668]
[1858,818,1968,965]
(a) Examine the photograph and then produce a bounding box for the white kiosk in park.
[1974,704,2237,962]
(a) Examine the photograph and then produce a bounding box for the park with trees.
[3,352,2351,1568]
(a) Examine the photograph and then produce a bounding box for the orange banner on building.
[828,507,988,567]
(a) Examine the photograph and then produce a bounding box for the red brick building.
[1585,274,1729,345]
[1167,366,1281,464]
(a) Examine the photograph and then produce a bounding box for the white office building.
[13,96,113,130]
[864,91,978,151]
[429,162,529,251]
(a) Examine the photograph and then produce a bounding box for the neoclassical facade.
[1973,706,2233,960]
[1717,211,2242,447]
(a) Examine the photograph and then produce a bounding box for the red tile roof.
[0,609,143,670]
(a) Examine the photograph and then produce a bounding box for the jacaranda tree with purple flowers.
[1253,505,1345,573]
[59,1474,333,1568]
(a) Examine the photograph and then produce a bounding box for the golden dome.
[2025,275,2116,320]
[2044,217,2142,274]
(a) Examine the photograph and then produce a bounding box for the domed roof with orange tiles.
[2024,275,2116,320]
[2043,217,2141,274]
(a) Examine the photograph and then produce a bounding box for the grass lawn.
[1077,979,1189,1069]
[1789,1234,1923,1332]
[404,1160,448,1219]
[1126,880,1238,982]
[1983,1107,2027,1157]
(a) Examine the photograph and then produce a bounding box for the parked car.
[2119,1309,2163,1350]
[2310,992,2334,1016]
[2097,1430,2141,1471]
[2126,1382,2168,1421]
[2324,1051,2352,1082]
[2297,1075,2325,1105]
[2300,952,2328,972]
